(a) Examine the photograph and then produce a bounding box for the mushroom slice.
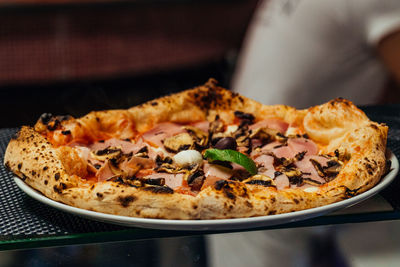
[303,178,323,186]
[249,127,278,142]
[243,174,276,187]
[91,146,122,161]
[323,160,342,181]
[184,126,209,148]
[163,133,194,153]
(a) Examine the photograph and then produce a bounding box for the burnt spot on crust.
[370,124,379,131]
[53,183,66,194]
[214,180,236,200]
[44,180,48,185]
[43,166,48,171]
[214,180,228,190]
[4,161,11,172]
[39,113,53,125]
[150,101,158,106]
[61,130,71,135]
[189,79,243,110]
[118,195,137,207]
[54,172,60,181]
[143,186,174,194]
[17,163,22,170]
[329,97,350,107]
[234,111,255,124]
[342,186,362,199]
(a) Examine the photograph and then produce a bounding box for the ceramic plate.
[14,151,398,231]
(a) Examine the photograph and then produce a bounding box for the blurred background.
[0,0,257,127]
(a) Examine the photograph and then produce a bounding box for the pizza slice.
[4,79,389,219]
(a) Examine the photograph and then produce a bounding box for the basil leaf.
[204,149,257,175]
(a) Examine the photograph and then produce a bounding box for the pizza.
[4,79,389,219]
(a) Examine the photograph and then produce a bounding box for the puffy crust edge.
[4,80,388,219]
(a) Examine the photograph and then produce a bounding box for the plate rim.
[13,150,399,231]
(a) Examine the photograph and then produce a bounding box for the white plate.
[14,151,398,231]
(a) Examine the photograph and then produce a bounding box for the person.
[207,1,400,266]
[232,0,400,108]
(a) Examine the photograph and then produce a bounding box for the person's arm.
[377,30,400,84]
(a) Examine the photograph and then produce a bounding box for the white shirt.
[233,0,400,108]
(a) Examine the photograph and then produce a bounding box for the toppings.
[173,150,203,167]
[243,174,275,188]
[163,133,194,152]
[71,110,347,195]
[184,126,209,149]
[90,147,122,161]
[204,149,257,175]
[213,137,237,150]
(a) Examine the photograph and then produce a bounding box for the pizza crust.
[4,79,388,219]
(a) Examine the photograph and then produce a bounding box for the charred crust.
[150,101,158,106]
[39,113,53,125]
[343,186,362,198]
[214,180,237,200]
[43,166,48,171]
[118,195,137,207]
[4,161,11,171]
[214,180,229,190]
[54,172,60,181]
[44,180,48,185]
[234,111,255,124]
[143,186,174,194]
[329,97,350,106]
[53,183,66,194]
[17,163,22,170]
[370,124,379,130]
[53,185,61,193]
[61,130,71,135]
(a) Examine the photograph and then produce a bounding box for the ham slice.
[274,174,290,190]
[253,154,289,190]
[203,162,233,179]
[287,138,318,156]
[96,161,116,182]
[259,138,319,159]
[249,118,289,133]
[191,121,209,132]
[295,155,330,185]
[254,154,275,178]
[143,173,185,189]
[141,122,185,147]
[119,156,155,177]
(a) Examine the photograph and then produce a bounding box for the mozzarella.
[173,150,203,167]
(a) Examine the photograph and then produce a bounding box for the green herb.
[204,149,257,175]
